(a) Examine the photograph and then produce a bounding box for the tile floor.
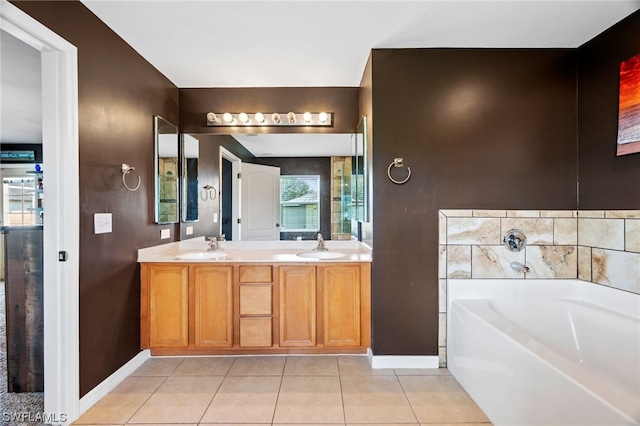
[74,355,491,425]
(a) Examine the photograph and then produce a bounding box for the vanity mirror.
[217,132,365,241]
[181,134,199,222]
[154,116,179,224]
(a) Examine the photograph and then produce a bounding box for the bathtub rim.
[447,279,640,424]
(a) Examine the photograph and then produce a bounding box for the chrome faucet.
[510,261,530,275]
[208,236,224,251]
[314,233,327,251]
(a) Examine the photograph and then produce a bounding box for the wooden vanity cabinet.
[279,266,317,347]
[190,265,233,348]
[141,261,370,355]
[143,264,189,349]
[238,265,274,348]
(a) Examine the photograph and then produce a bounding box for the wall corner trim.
[78,350,151,417]
[367,348,440,369]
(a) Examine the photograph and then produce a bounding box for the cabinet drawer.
[240,284,272,315]
[239,265,273,283]
[240,317,272,347]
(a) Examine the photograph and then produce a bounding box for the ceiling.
[80,0,640,88]
[0,30,42,145]
[3,1,640,156]
[232,133,355,157]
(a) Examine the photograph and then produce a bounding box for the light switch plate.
[94,213,112,234]
[160,228,170,239]
[186,226,193,235]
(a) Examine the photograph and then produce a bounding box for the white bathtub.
[447,279,640,425]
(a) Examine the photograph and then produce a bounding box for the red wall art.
[617,53,640,156]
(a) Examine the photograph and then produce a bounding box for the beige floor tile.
[419,423,492,426]
[346,424,419,426]
[155,375,224,393]
[171,356,235,376]
[200,375,282,423]
[337,356,394,376]
[127,393,214,423]
[110,376,166,394]
[284,356,339,376]
[399,376,489,424]
[200,424,271,426]
[341,376,416,423]
[394,367,451,376]
[228,356,286,375]
[273,376,344,423]
[130,357,183,376]
[74,393,149,424]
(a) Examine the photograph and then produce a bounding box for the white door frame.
[220,147,241,240]
[1,1,80,423]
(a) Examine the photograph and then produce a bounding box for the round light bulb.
[207,112,217,123]
[287,112,296,124]
[318,112,328,123]
[303,112,312,123]
[239,112,249,124]
[223,113,234,123]
[271,113,281,124]
[254,112,265,124]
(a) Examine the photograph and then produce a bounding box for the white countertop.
[137,237,372,263]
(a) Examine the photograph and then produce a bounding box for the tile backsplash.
[438,209,640,367]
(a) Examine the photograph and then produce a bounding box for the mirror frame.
[153,115,179,224]
[354,115,369,222]
[180,134,199,222]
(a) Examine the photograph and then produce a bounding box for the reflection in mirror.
[181,134,199,222]
[216,133,363,241]
[154,116,179,224]
[353,116,368,222]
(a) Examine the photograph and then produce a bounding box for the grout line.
[195,357,236,425]
[270,356,287,424]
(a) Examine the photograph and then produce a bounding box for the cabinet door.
[321,265,361,347]
[191,265,233,348]
[279,266,316,347]
[148,264,189,348]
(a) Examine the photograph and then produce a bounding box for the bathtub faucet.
[510,261,530,275]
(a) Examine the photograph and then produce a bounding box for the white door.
[240,163,280,240]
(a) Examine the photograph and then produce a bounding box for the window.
[3,177,37,226]
[280,175,320,231]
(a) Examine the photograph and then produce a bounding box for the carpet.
[0,281,44,425]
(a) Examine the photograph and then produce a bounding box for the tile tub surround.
[438,209,640,366]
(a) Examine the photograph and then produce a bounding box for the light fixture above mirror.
[206,111,333,127]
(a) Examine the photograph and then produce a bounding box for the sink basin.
[176,251,227,260]
[296,251,347,260]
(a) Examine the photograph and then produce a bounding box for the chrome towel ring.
[121,163,141,191]
[387,158,411,185]
[201,184,217,201]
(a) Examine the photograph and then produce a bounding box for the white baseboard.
[367,348,439,369]
[78,350,150,414]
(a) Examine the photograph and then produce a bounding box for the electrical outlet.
[94,213,112,234]
[160,229,171,239]
[186,226,193,235]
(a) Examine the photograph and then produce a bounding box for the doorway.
[1,1,80,423]
[220,147,240,240]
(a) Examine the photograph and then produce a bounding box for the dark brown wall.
[180,87,359,135]
[12,1,179,396]
[578,11,640,209]
[249,157,331,240]
[369,49,578,355]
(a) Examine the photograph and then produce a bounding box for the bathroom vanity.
[138,239,371,355]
